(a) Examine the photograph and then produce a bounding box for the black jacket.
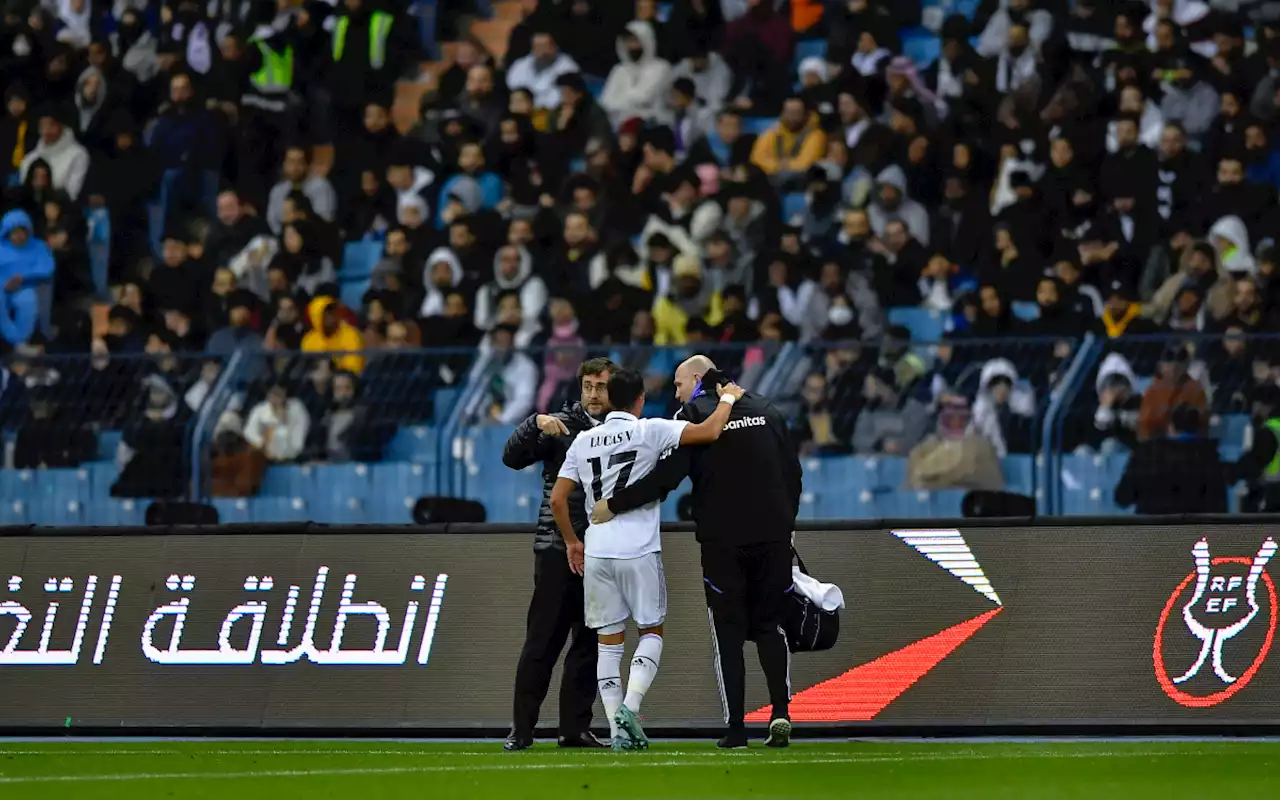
[607,370,802,546]
[502,402,598,551]
[1114,436,1228,515]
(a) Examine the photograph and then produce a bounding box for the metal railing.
[2,333,1276,520]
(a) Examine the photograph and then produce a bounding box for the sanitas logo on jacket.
[723,416,767,431]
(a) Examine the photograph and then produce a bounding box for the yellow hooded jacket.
[302,296,365,373]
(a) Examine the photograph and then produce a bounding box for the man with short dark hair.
[593,355,802,749]
[500,357,618,751]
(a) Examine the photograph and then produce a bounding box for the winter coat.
[501,402,599,551]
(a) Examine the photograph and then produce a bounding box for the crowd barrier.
[2,517,1279,735]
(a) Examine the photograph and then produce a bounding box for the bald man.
[592,356,802,749]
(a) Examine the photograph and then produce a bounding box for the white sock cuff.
[598,642,625,655]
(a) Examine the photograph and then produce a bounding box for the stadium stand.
[1,0,1279,525]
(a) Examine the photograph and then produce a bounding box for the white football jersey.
[558,411,688,559]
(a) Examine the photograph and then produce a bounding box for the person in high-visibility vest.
[328,0,415,150]
[233,27,302,214]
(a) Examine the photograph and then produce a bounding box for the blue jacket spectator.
[0,209,54,346]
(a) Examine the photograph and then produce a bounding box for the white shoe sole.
[765,718,792,747]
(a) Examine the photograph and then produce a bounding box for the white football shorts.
[583,552,668,630]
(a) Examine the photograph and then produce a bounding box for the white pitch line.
[0,749,760,758]
[0,749,1232,785]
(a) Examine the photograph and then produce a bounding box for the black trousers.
[511,546,598,737]
[701,540,792,728]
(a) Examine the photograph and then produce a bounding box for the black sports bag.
[782,548,840,653]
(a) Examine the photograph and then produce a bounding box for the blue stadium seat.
[85,462,117,500]
[91,499,147,527]
[887,307,945,341]
[96,430,123,461]
[368,462,435,509]
[247,497,311,523]
[340,241,381,280]
[584,75,605,99]
[260,465,315,498]
[1011,301,1040,322]
[434,389,462,424]
[87,208,111,299]
[1003,455,1035,496]
[901,28,941,67]
[340,278,372,311]
[781,192,807,223]
[212,498,253,524]
[659,477,693,522]
[656,2,671,22]
[1217,414,1250,449]
[742,117,774,136]
[386,426,441,463]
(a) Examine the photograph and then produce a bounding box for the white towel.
[792,568,845,612]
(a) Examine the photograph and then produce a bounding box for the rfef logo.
[1153,538,1278,708]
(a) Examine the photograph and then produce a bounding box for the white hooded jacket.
[19,127,90,200]
[600,21,672,126]
[419,247,464,318]
[474,245,548,342]
[1209,215,1257,275]
[970,358,1037,457]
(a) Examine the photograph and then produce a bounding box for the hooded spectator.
[302,296,364,374]
[600,21,671,127]
[1075,351,1142,452]
[18,108,89,200]
[668,40,732,115]
[0,210,54,346]
[110,374,189,498]
[474,244,548,335]
[971,357,1037,456]
[868,164,931,246]
[470,322,538,425]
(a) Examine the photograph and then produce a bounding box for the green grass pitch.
[1,740,1278,798]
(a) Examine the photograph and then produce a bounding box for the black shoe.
[764,718,792,748]
[717,729,748,749]
[558,731,607,748]
[504,731,534,751]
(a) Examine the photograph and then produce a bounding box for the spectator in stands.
[474,323,537,425]
[669,40,732,117]
[971,358,1036,457]
[907,395,1005,491]
[1116,404,1227,514]
[653,253,723,345]
[1138,343,1208,440]
[204,190,269,270]
[302,296,364,374]
[792,371,852,456]
[435,140,504,226]
[722,0,793,115]
[1101,280,1159,338]
[327,0,417,135]
[868,164,931,246]
[0,84,37,189]
[309,369,369,462]
[600,21,671,127]
[13,388,93,468]
[749,95,826,188]
[19,107,89,201]
[475,244,547,335]
[245,383,311,463]
[268,146,337,233]
[536,296,587,412]
[507,30,580,112]
[0,211,52,347]
[1078,352,1141,453]
[110,374,189,499]
[206,290,264,356]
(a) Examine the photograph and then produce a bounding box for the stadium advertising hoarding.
[1,522,1279,730]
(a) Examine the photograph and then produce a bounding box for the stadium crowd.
[0,0,1278,510]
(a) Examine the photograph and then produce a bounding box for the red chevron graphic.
[746,607,1003,722]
